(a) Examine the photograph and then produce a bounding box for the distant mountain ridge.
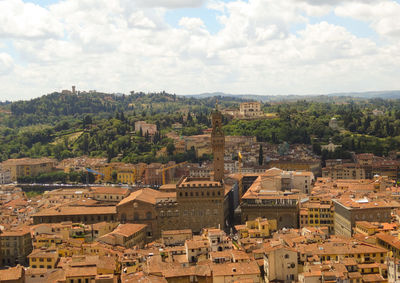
[183,90,400,101]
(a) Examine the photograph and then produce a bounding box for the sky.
[1,0,400,101]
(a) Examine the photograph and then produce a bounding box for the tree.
[111,170,118,183]
[258,144,263,165]
[167,143,175,156]
[82,115,92,128]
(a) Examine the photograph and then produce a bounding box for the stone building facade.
[333,198,392,237]
[156,177,226,234]
[0,228,32,267]
[116,188,172,240]
[239,102,263,118]
[240,195,299,229]
[239,173,300,229]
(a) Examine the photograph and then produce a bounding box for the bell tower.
[211,102,225,182]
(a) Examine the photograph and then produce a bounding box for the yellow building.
[298,241,388,264]
[33,234,63,249]
[117,170,136,185]
[94,163,115,182]
[235,217,277,239]
[1,158,56,181]
[28,249,59,269]
[300,196,334,233]
[376,233,400,258]
[65,266,97,282]
[355,221,398,236]
[93,162,143,184]
[121,256,142,274]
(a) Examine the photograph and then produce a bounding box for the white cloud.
[335,1,400,38]
[179,17,206,31]
[0,53,13,75]
[0,0,63,39]
[135,0,205,8]
[0,0,400,100]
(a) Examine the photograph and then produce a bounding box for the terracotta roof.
[186,239,210,250]
[161,264,211,278]
[91,186,129,195]
[334,198,393,209]
[28,249,59,258]
[211,262,260,277]
[348,272,362,279]
[33,205,116,216]
[162,229,192,236]
[118,188,174,206]
[375,233,400,249]
[121,272,168,283]
[65,266,97,278]
[113,223,147,237]
[358,263,380,269]
[298,241,387,256]
[2,157,55,165]
[0,265,24,281]
[362,273,385,282]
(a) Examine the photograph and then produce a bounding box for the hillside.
[2,91,400,164]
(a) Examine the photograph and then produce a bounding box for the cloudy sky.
[0,0,400,101]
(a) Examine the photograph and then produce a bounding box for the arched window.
[146,211,152,220]
[121,213,126,223]
[134,212,139,220]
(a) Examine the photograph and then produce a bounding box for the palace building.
[117,104,231,236]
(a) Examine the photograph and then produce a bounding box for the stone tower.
[211,103,225,182]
